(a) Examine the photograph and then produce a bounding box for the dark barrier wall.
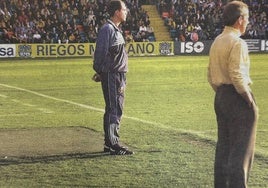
[174,40,268,55]
[0,40,267,58]
[174,41,212,55]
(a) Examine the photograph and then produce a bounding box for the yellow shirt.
[208,26,252,94]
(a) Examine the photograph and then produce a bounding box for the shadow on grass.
[0,126,109,165]
[0,151,111,166]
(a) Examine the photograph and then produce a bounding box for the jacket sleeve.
[93,26,111,73]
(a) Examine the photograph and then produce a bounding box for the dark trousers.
[101,72,126,146]
[214,85,258,188]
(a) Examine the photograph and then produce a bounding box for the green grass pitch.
[0,55,267,187]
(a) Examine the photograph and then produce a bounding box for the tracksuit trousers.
[101,72,126,147]
[214,84,258,188]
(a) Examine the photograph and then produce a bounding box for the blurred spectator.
[124,30,134,43]
[59,31,69,44]
[146,24,155,38]
[139,22,147,33]
[190,29,199,42]
[87,23,97,43]
[18,11,28,26]
[32,30,42,43]
[68,32,77,43]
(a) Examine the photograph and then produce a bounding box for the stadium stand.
[0,0,267,44]
[156,0,267,41]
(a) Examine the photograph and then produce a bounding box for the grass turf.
[0,55,267,187]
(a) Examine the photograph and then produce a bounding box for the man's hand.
[92,73,101,82]
[241,91,254,108]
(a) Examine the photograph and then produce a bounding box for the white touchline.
[0,83,207,134]
[0,83,104,112]
[0,83,163,124]
[37,108,54,114]
[0,94,8,98]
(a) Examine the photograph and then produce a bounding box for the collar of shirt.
[223,26,241,37]
[107,19,122,32]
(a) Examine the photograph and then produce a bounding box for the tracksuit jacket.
[93,19,128,74]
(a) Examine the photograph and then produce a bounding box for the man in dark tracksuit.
[92,0,133,155]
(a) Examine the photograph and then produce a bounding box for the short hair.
[223,1,248,26]
[108,0,123,17]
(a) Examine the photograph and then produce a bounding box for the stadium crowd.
[0,0,267,44]
[0,0,153,43]
[158,0,268,41]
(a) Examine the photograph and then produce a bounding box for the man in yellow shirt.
[208,1,258,187]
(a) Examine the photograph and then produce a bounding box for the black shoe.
[110,144,134,155]
[103,144,111,153]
